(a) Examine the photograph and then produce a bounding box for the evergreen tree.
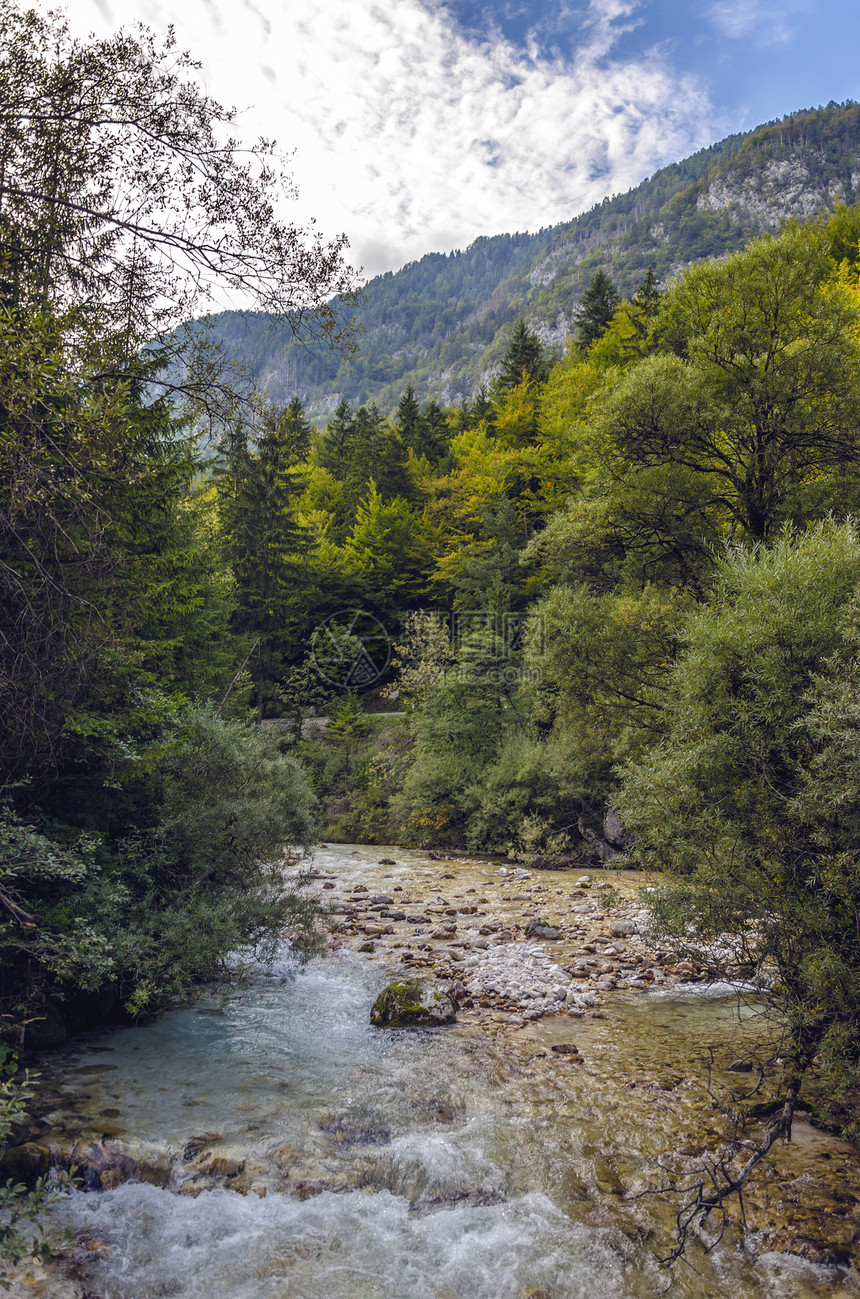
[633,264,662,319]
[325,693,369,800]
[394,384,422,449]
[316,399,354,481]
[220,406,315,711]
[339,403,413,535]
[418,400,450,462]
[471,385,495,430]
[494,319,549,393]
[278,396,313,463]
[574,270,621,349]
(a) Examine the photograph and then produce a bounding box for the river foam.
[59,1181,646,1299]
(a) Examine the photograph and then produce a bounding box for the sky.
[48,0,860,278]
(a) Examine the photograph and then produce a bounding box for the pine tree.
[394,384,422,449]
[278,396,313,463]
[633,265,662,318]
[631,265,662,345]
[471,385,495,429]
[494,319,549,393]
[340,403,413,533]
[317,399,354,481]
[418,400,449,462]
[574,270,621,349]
[219,406,315,711]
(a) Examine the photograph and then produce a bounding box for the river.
[29,844,859,1298]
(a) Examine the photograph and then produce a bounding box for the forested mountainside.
[210,101,860,420]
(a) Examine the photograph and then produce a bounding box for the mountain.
[209,101,860,422]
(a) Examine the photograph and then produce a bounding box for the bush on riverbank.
[1,708,321,1042]
[619,521,860,1135]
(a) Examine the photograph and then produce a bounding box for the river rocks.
[456,942,595,1016]
[370,978,457,1027]
[0,1141,51,1187]
[320,851,705,1027]
[76,1141,140,1190]
[524,919,560,940]
[316,1111,391,1145]
[194,1152,245,1178]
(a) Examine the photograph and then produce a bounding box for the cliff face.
[205,101,860,421]
[697,155,860,224]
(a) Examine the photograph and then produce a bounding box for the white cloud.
[706,0,798,45]
[52,0,716,279]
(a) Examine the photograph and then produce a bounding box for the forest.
[3,0,860,1269]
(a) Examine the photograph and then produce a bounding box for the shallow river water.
[35,845,859,1298]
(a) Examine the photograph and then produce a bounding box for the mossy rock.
[370,978,457,1027]
[525,918,560,940]
[0,1142,51,1187]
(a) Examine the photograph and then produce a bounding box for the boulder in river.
[78,1141,140,1190]
[370,978,457,1027]
[0,1141,50,1187]
[525,918,560,940]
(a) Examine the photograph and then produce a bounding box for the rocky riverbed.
[7,844,860,1297]
[316,848,860,1271]
[324,855,730,1024]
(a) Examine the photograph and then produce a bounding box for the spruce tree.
[495,319,549,393]
[633,265,662,318]
[574,270,621,349]
[340,403,413,534]
[317,399,354,482]
[471,385,495,429]
[220,405,315,711]
[418,400,449,463]
[394,384,422,449]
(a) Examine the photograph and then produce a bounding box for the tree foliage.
[0,1,356,363]
[617,523,860,1150]
[574,270,621,349]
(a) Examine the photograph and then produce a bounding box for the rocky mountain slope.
[209,101,860,422]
